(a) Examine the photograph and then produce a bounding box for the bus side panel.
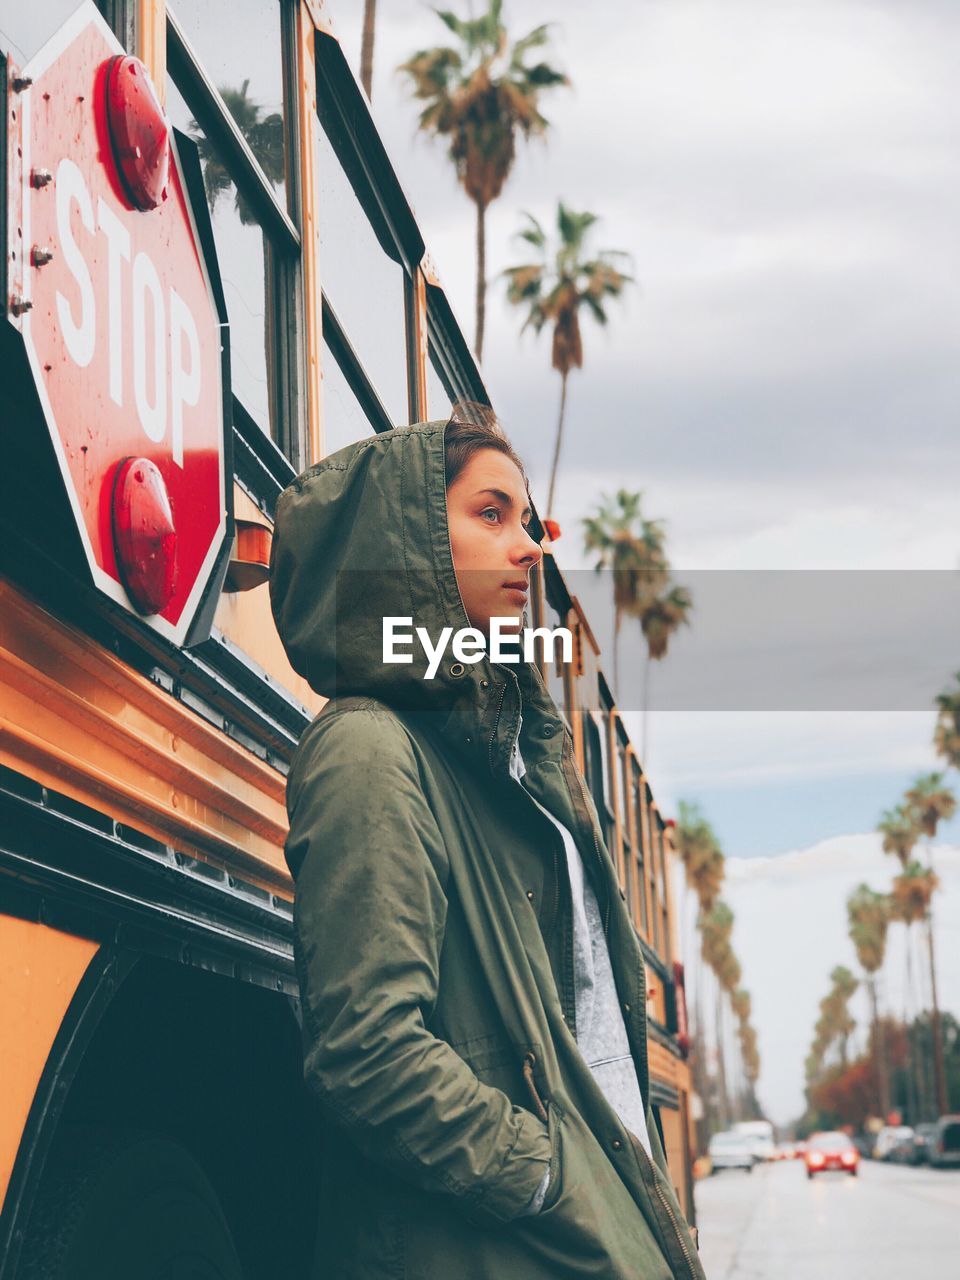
[0,916,99,1215]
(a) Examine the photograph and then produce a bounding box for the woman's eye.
[480,507,501,524]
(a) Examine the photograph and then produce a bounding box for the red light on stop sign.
[112,457,178,614]
[105,54,169,210]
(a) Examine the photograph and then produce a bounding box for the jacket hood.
[269,421,562,776]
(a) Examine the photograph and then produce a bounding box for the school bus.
[0,3,695,1274]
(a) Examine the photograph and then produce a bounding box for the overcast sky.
[324,0,960,868]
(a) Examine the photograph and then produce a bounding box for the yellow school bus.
[0,3,695,1273]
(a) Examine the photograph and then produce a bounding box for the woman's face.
[446,448,542,634]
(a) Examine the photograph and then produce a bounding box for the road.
[694,1158,960,1279]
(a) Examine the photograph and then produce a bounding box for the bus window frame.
[646,788,663,955]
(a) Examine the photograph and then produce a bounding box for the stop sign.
[7,2,230,647]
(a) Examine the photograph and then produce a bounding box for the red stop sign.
[9,3,228,646]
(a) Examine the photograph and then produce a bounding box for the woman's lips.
[502,581,528,606]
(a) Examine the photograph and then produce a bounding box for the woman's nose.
[515,528,543,567]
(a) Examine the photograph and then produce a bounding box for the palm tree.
[674,800,719,963]
[583,491,667,692]
[890,860,938,1120]
[934,671,960,769]
[806,966,859,1087]
[399,1,568,361]
[729,989,761,1111]
[907,771,958,838]
[360,0,377,99]
[716,943,742,1121]
[674,809,725,1140]
[847,884,893,1117]
[877,799,923,1114]
[638,583,693,759]
[505,203,632,518]
[905,771,956,1114]
[700,901,735,1128]
[877,803,918,868]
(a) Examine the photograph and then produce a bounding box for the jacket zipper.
[632,1136,697,1278]
[652,1169,697,1277]
[487,680,508,773]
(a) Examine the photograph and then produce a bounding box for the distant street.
[695,1158,960,1279]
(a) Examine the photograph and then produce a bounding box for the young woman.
[269,408,704,1279]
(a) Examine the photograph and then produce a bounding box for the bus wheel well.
[38,956,320,1280]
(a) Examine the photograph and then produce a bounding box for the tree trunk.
[693,930,710,1138]
[870,976,890,1120]
[475,199,487,363]
[545,370,569,522]
[641,646,651,763]
[926,911,948,1115]
[715,979,730,1130]
[923,837,948,1116]
[911,931,926,1121]
[360,0,377,100]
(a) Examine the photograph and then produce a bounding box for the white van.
[733,1120,777,1162]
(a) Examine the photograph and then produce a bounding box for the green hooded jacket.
[270,422,706,1279]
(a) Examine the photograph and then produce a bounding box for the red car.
[804,1131,859,1178]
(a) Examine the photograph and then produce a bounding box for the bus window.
[647,797,662,955]
[583,712,615,853]
[166,4,303,464]
[313,114,409,430]
[169,0,290,212]
[321,339,379,454]
[657,818,670,954]
[620,751,638,921]
[427,348,456,419]
[166,78,281,442]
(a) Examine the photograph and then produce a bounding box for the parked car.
[929,1115,960,1169]
[708,1131,756,1173]
[873,1125,914,1161]
[891,1123,938,1166]
[804,1131,859,1178]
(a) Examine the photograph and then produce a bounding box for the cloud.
[339,0,960,531]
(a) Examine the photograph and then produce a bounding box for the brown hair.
[443,401,528,489]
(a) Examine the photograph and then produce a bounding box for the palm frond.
[510,23,551,64]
